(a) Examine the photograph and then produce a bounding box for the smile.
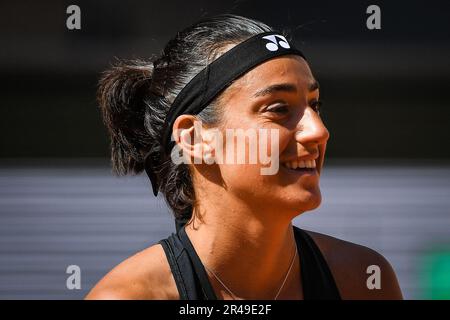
[281,159,316,170]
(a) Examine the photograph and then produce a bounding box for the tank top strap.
[158,226,217,300]
[293,226,341,300]
[177,226,218,299]
[158,235,203,299]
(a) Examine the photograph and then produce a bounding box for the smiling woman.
[85,14,403,300]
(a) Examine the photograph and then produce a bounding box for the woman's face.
[209,55,330,217]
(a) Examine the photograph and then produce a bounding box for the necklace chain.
[203,242,298,300]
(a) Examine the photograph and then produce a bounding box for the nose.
[295,107,330,146]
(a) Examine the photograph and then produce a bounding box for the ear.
[172,115,216,165]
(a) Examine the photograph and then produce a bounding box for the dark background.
[1,0,449,159]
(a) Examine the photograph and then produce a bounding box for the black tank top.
[158,221,341,300]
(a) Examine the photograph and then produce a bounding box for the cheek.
[275,127,293,153]
[219,164,284,207]
[216,132,280,196]
[214,122,293,185]
[220,163,263,188]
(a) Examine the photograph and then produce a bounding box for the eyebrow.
[253,80,320,98]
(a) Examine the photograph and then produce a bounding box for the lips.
[279,144,325,175]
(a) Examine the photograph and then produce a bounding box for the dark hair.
[97,14,273,220]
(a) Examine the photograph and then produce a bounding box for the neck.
[184,190,301,299]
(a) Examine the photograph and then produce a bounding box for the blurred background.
[1,0,449,299]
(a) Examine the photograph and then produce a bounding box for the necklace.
[203,242,298,300]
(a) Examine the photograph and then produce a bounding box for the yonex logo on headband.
[262,34,290,51]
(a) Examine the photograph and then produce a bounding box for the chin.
[285,187,322,214]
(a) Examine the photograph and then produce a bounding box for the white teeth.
[282,159,317,169]
[306,160,313,168]
[304,160,316,168]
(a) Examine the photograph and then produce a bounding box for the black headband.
[145,31,306,196]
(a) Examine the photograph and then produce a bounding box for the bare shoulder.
[304,229,403,300]
[85,243,178,300]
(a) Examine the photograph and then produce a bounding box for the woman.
[86,14,402,300]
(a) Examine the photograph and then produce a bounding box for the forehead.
[223,55,317,101]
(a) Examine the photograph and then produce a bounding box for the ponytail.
[97,59,154,175]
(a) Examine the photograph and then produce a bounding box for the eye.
[310,99,322,114]
[264,103,289,115]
